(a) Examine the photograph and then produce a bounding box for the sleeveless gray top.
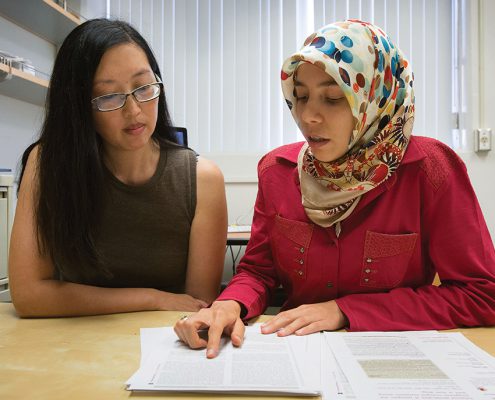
[62,144,197,292]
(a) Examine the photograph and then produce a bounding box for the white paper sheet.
[127,324,321,395]
[324,332,495,400]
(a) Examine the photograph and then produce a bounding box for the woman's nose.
[300,99,323,124]
[122,95,142,116]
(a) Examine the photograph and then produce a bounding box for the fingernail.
[234,334,244,343]
[207,348,217,357]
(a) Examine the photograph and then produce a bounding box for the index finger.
[206,319,230,359]
[174,317,209,349]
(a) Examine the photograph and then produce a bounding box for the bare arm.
[9,147,207,317]
[184,156,227,304]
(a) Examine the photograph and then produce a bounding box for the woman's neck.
[103,141,161,185]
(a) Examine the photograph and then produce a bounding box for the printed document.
[324,332,495,400]
[126,326,495,399]
[127,324,322,395]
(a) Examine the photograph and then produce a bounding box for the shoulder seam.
[415,137,462,192]
[258,143,302,175]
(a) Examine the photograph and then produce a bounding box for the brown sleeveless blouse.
[61,144,197,293]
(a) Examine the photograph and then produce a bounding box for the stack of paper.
[127,326,495,399]
[127,325,320,395]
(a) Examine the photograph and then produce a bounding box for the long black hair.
[18,19,178,279]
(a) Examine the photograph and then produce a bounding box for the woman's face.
[294,63,355,162]
[91,43,159,153]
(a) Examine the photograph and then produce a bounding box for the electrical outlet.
[475,129,492,152]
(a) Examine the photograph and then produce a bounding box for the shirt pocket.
[360,231,418,289]
[270,215,314,281]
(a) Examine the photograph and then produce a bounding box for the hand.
[174,300,245,358]
[156,291,209,312]
[260,300,348,336]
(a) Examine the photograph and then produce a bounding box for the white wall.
[205,152,260,225]
[462,153,495,239]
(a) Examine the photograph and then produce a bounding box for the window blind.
[108,0,454,153]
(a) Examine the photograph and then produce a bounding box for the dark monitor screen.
[173,127,188,147]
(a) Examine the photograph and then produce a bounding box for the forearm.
[185,253,224,304]
[336,281,495,331]
[186,284,220,305]
[12,279,161,317]
[184,250,224,304]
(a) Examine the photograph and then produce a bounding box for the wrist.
[329,300,348,329]
[340,310,349,329]
[212,300,242,317]
[149,288,168,310]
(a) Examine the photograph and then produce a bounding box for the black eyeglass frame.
[91,76,163,112]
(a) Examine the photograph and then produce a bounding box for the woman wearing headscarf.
[174,20,495,358]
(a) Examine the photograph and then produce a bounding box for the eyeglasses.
[91,79,163,112]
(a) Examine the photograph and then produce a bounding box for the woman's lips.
[307,136,330,148]
[124,124,145,135]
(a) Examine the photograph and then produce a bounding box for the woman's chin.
[309,147,340,163]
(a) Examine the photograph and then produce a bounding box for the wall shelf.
[0,0,83,105]
[0,63,48,106]
[0,0,81,46]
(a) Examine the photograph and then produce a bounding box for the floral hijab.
[281,20,415,229]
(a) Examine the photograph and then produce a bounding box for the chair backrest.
[172,127,188,147]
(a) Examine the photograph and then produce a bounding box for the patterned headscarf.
[281,20,415,229]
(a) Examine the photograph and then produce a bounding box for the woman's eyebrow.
[294,79,338,87]
[93,69,152,86]
[319,80,339,87]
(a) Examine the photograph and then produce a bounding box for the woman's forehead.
[294,63,338,86]
[93,43,152,84]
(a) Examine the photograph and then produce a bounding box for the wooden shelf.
[0,0,83,105]
[0,63,48,106]
[0,0,81,46]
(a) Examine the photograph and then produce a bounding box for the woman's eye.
[98,93,120,102]
[326,97,343,103]
[135,86,150,96]
[295,95,308,102]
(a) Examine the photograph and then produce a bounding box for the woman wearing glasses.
[8,19,227,317]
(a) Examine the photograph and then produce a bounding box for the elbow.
[12,300,36,318]
[11,294,37,318]
[10,286,46,318]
